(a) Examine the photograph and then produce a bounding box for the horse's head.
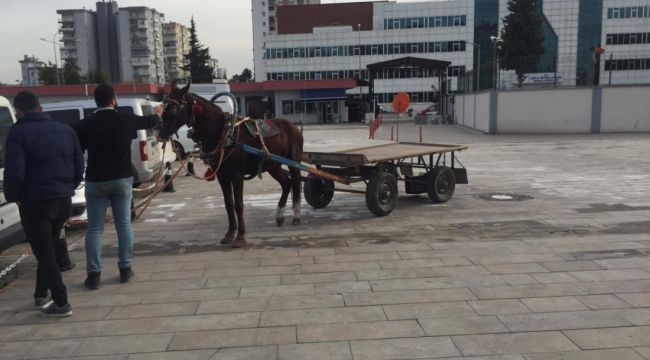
[158,80,193,141]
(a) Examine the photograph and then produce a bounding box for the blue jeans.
[85,177,133,273]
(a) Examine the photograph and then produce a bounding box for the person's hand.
[153,105,164,118]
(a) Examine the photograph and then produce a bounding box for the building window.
[282,100,294,115]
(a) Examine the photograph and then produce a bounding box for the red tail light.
[139,141,148,161]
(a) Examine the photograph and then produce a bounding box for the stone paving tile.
[297,320,424,342]
[498,274,539,285]
[540,261,604,272]
[419,315,509,336]
[205,275,281,288]
[161,252,244,263]
[2,306,113,325]
[29,321,110,340]
[314,281,372,295]
[595,258,650,270]
[499,310,631,331]
[383,301,477,320]
[141,287,239,304]
[355,267,441,281]
[378,258,448,269]
[105,302,199,320]
[315,253,402,264]
[433,266,494,277]
[524,348,646,360]
[278,341,351,360]
[580,279,650,295]
[520,296,589,313]
[180,259,261,270]
[261,257,315,266]
[335,243,432,254]
[74,333,173,356]
[484,263,550,275]
[620,308,650,325]
[106,312,261,335]
[344,288,477,306]
[301,262,380,274]
[168,327,296,350]
[211,345,277,360]
[565,326,650,349]
[203,265,301,277]
[242,249,300,259]
[281,272,357,285]
[468,254,565,265]
[117,278,207,294]
[127,349,218,360]
[130,262,186,273]
[149,270,206,281]
[531,272,580,284]
[452,331,579,356]
[299,248,335,256]
[440,257,474,266]
[369,275,506,291]
[60,293,145,308]
[350,337,461,360]
[426,356,525,360]
[570,269,650,282]
[470,283,587,300]
[239,284,315,298]
[468,299,532,315]
[21,338,83,359]
[0,341,31,360]
[576,294,630,310]
[259,306,386,326]
[196,295,344,314]
[634,347,650,359]
[616,292,650,307]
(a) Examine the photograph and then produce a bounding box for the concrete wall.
[454,85,650,134]
[497,88,593,133]
[601,86,650,132]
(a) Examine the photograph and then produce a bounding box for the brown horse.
[158,83,304,248]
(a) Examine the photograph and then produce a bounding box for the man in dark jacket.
[76,84,162,289]
[4,91,84,317]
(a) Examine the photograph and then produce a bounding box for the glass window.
[436,16,443,27]
[0,107,15,167]
[434,42,442,52]
[44,109,82,127]
[371,45,378,55]
[305,102,317,114]
[461,15,467,26]
[399,18,406,29]
[613,8,620,18]
[332,47,338,56]
[282,100,293,115]
[631,7,639,17]
[625,7,631,18]
[608,8,613,18]
[314,48,321,57]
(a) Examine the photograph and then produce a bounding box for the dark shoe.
[34,297,53,310]
[119,267,134,283]
[40,303,73,318]
[84,272,101,290]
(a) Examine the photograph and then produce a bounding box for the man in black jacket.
[76,85,162,289]
[4,91,84,317]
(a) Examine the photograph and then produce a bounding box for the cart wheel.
[304,176,334,209]
[427,167,456,203]
[366,172,398,216]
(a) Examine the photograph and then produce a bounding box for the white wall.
[475,92,491,132]
[601,86,650,132]
[454,91,490,132]
[497,88,592,133]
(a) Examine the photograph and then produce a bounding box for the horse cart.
[239,140,468,217]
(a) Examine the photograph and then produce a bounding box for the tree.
[499,0,545,87]
[38,62,61,85]
[63,57,82,84]
[85,68,109,84]
[182,17,215,83]
[229,68,253,83]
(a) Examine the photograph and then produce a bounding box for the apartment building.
[19,55,46,86]
[163,22,190,82]
[116,7,165,84]
[56,8,99,76]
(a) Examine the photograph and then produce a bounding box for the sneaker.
[84,272,101,290]
[34,297,53,310]
[40,303,73,318]
[119,267,134,283]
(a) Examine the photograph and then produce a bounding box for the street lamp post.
[357,23,362,96]
[40,33,60,85]
[466,41,481,92]
[490,36,502,90]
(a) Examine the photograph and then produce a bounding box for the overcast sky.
[0,0,388,85]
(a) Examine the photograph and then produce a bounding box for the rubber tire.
[365,172,398,217]
[173,141,187,160]
[427,167,456,203]
[304,176,334,209]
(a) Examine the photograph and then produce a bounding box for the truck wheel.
[366,172,398,216]
[427,167,455,203]
[304,176,334,209]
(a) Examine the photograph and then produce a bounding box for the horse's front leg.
[217,173,237,245]
[232,176,248,248]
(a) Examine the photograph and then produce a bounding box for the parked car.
[0,96,25,251]
[170,125,195,160]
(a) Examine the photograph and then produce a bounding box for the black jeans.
[19,198,72,306]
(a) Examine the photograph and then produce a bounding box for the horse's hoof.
[292,218,301,226]
[276,218,284,227]
[231,239,248,248]
[220,236,234,245]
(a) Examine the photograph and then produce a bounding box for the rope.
[0,253,29,280]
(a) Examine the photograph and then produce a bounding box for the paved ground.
[1,124,650,359]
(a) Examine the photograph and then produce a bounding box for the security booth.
[366,56,451,120]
